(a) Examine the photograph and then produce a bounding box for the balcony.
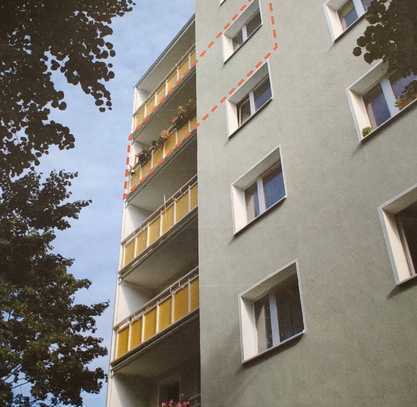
[133,47,196,142]
[129,116,197,196]
[121,177,198,288]
[112,269,200,377]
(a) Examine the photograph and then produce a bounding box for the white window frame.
[223,0,262,61]
[231,146,286,234]
[324,0,367,41]
[226,63,272,136]
[347,62,417,141]
[237,76,270,127]
[239,261,306,363]
[379,183,417,285]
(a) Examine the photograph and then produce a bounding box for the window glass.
[262,164,285,210]
[274,274,304,342]
[391,73,417,101]
[245,183,260,222]
[397,203,417,276]
[232,30,243,50]
[246,11,262,37]
[364,84,391,127]
[254,296,273,353]
[238,96,251,125]
[339,1,358,29]
[253,78,272,111]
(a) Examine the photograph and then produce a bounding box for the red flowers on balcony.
[161,401,191,407]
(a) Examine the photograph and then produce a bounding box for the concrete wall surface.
[195,1,417,406]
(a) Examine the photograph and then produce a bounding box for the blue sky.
[41,1,195,405]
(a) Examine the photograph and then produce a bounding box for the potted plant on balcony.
[136,149,151,167]
[170,98,195,131]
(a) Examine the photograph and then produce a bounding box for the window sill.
[224,24,263,65]
[360,98,417,144]
[331,13,366,44]
[396,273,417,287]
[242,330,304,365]
[233,194,286,236]
[228,97,272,140]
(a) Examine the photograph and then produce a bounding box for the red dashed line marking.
[123,0,280,200]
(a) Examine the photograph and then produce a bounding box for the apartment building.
[108,1,417,406]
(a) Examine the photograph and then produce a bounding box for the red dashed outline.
[123,0,278,200]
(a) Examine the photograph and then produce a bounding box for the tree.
[0,171,108,406]
[0,0,134,176]
[0,1,135,405]
[353,0,417,101]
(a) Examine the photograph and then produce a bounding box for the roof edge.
[135,14,195,89]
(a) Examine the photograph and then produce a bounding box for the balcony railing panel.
[114,269,199,362]
[122,177,198,269]
[133,47,196,132]
[129,116,197,194]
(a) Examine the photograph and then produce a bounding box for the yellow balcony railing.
[130,116,197,193]
[122,176,198,269]
[114,268,199,361]
[133,47,196,133]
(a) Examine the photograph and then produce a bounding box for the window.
[223,1,262,61]
[379,185,417,284]
[232,11,262,51]
[226,63,272,135]
[339,1,358,30]
[348,64,417,139]
[244,163,285,223]
[240,262,304,362]
[324,0,372,40]
[231,147,285,233]
[236,76,272,127]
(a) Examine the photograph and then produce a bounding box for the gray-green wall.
[195,1,417,406]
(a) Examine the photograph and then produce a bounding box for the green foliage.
[362,126,373,137]
[353,0,417,95]
[0,171,108,407]
[0,1,135,405]
[0,0,134,176]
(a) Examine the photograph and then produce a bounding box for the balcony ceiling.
[112,313,200,378]
[129,138,197,212]
[135,72,196,147]
[121,214,198,290]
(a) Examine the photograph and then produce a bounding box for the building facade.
[108,1,417,406]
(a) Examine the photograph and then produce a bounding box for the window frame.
[222,0,263,62]
[347,62,417,141]
[239,261,306,363]
[231,146,286,234]
[234,74,272,129]
[379,183,417,285]
[324,0,368,41]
